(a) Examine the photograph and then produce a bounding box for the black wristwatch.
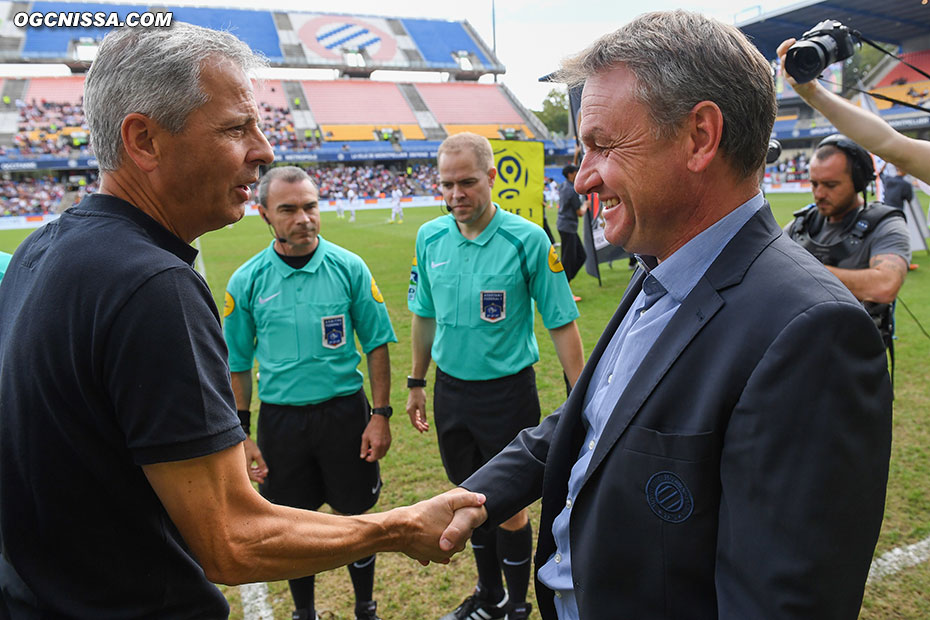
[371,406,393,419]
[406,376,427,388]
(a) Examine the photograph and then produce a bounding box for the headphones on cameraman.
[816,134,874,194]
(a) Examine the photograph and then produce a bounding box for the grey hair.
[84,22,266,172]
[257,166,314,208]
[558,10,776,180]
[437,132,495,173]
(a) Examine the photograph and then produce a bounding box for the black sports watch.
[406,376,427,388]
[371,406,393,419]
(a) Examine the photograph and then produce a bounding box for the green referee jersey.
[407,206,579,381]
[0,251,11,283]
[224,237,396,406]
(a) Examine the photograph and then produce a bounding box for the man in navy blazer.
[439,10,892,620]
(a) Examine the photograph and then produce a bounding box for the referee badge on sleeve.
[322,315,346,349]
[480,290,506,323]
[223,291,235,318]
[407,257,419,302]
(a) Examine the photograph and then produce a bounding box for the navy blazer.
[464,205,892,619]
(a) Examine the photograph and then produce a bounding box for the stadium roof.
[0,5,506,78]
[738,0,930,60]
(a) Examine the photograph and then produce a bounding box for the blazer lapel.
[555,267,647,428]
[579,205,782,487]
[540,268,648,509]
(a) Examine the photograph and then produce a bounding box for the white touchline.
[240,582,274,620]
[194,238,276,617]
[868,535,930,583]
[193,238,207,280]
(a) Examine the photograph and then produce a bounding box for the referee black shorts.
[257,388,381,515]
[433,366,541,485]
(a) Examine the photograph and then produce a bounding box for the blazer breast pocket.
[614,425,721,527]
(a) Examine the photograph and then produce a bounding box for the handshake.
[380,488,490,565]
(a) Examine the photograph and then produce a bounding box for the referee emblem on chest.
[480,290,506,323]
[322,315,346,349]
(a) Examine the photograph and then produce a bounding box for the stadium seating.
[772,113,798,134]
[867,80,930,110]
[877,50,930,87]
[399,18,491,68]
[253,80,289,109]
[168,8,282,62]
[320,125,425,141]
[22,77,85,105]
[302,80,418,124]
[22,2,147,57]
[416,83,532,138]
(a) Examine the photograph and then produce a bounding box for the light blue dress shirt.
[537,193,765,619]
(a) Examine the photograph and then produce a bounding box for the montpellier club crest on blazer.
[645,471,694,523]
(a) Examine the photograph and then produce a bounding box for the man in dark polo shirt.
[0,23,484,618]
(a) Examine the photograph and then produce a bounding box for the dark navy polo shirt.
[0,194,245,618]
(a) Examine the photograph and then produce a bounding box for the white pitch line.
[193,237,207,279]
[868,535,930,583]
[240,582,274,620]
[192,239,271,616]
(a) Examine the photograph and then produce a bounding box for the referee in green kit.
[224,166,395,620]
[406,133,585,620]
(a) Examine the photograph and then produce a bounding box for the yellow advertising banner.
[490,139,544,227]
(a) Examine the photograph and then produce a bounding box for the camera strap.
[837,31,930,114]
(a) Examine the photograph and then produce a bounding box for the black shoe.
[439,590,509,620]
[355,600,382,620]
[291,610,318,620]
[506,602,532,620]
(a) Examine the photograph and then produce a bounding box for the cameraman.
[785,135,910,350]
[778,38,930,184]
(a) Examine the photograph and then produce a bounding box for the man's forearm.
[410,314,436,378]
[366,344,391,408]
[144,444,486,585]
[549,321,585,387]
[230,370,253,411]
[794,74,930,180]
[826,255,907,304]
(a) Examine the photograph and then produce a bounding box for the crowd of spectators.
[11,99,92,158]
[258,103,317,150]
[308,163,440,199]
[0,176,97,217]
[766,153,809,184]
[0,165,440,218]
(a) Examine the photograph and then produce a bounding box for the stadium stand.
[877,50,930,87]
[307,163,438,199]
[0,175,96,216]
[415,83,534,138]
[303,81,417,124]
[168,7,282,61]
[22,77,85,105]
[399,18,490,69]
[300,80,426,141]
[253,79,290,110]
[772,114,798,134]
[21,2,147,58]
[0,4,573,213]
